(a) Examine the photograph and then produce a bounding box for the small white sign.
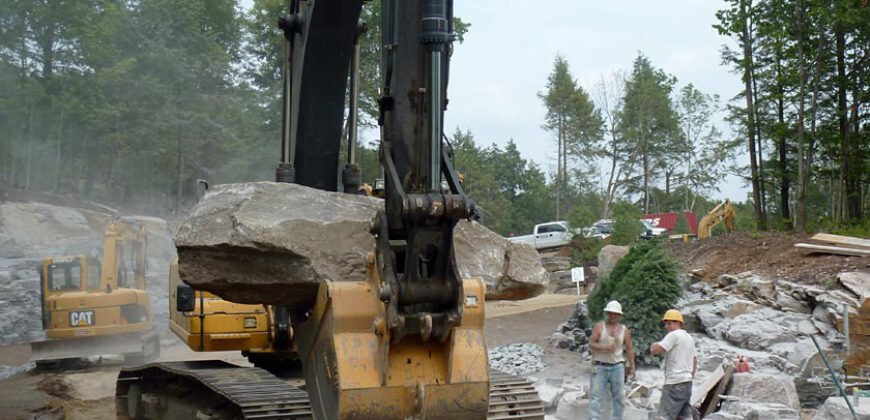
[571,267,585,295]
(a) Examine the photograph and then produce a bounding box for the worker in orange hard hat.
[650,309,697,420]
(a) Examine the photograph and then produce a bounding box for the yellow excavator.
[31,219,159,367]
[116,0,542,418]
[697,199,736,238]
[167,259,298,372]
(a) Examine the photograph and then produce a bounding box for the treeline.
[2,1,867,236]
[716,0,870,231]
[1,0,276,214]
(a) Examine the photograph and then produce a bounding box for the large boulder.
[176,182,547,308]
[813,396,870,419]
[709,307,819,350]
[453,220,548,300]
[727,372,802,411]
[596,245,629,280]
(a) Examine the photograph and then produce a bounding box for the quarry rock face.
[176,182,547,308]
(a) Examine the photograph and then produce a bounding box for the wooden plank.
[699,365,734,418]
[809,233,870,250]
[691,364,725,406]
[794,243,870,257]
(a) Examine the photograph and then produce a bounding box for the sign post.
[571,267,584,295]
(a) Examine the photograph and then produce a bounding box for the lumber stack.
[794,233,870,257]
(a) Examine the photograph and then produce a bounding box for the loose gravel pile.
[488,343,545,376]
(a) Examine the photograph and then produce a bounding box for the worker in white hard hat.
[588,300,636,420]
[650,309,697,420]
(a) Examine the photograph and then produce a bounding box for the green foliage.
[539,54,603,218]
[673,212,691,235]
[568,236,604,267]
[610,202,643,245]
[588,242,682,366]
[566,206,596,235]
[618,54,680,213]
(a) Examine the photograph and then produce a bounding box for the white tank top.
[592,322,625,364]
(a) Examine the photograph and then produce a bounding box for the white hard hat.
[604,300,623,315]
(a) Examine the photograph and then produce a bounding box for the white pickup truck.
[507,221,580,250]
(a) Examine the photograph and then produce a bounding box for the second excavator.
[116,1,543,419]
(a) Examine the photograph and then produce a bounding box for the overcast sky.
[432,0,749,203]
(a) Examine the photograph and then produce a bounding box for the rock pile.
[550,301,592,353]
[488,343,545,376]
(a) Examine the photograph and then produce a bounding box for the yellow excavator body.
[697,199,736,239]
[32,220,159,364]
[168,259,281,355]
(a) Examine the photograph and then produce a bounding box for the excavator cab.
[31,220,159,366]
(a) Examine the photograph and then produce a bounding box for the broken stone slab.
[714,399,800,420]
[540,256,571,272]
[175,182,548,308]
[535,378,565,410]
[547,270,574,291]
[838,271,870,313]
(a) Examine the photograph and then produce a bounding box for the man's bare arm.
[650,342,665,355]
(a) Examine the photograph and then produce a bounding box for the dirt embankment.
[667,232,870,285]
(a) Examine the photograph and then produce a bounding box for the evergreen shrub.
[587,242,682,366]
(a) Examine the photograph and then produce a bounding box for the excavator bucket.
[294,275,490,420]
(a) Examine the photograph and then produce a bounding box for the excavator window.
[87,258,101,290]
[48,261,82,291]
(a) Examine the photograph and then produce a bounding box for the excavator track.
[117,363,543,420]
[488,370,545,419]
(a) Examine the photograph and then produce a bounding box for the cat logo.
[69,310,95,327]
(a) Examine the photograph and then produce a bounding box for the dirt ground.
[668,232,870,285]
[0,296,580,420]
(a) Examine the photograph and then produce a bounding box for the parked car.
[640,219,668,239]
[588,219,612,239]
[507,221,581,250]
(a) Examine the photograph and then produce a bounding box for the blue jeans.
[589,363,625,420]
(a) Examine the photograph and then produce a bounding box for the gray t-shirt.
[660,329,695,384]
